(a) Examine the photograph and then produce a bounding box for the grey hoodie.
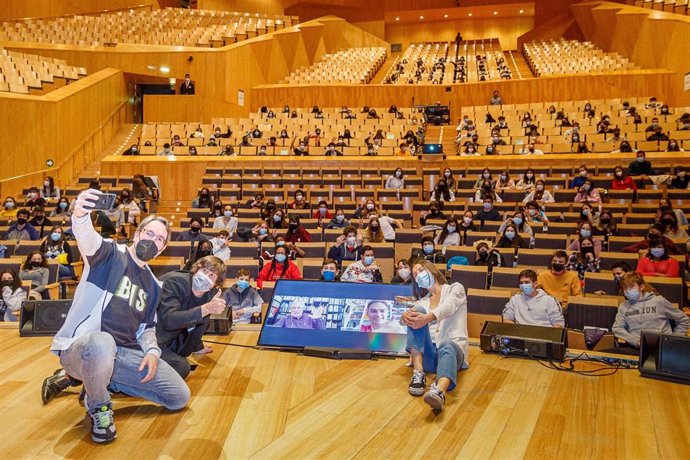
[502,288,564,327]
[223,284,263,324]
[612,292,689,346]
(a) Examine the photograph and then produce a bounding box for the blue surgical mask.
[483,203,492,211]
[274,254,287,263]
[192,272,214,292]
[520,283,534,296]
[650,247,665,258]
[224,211,233,218]
[237,280,250,290]
[259,228,268,235]
[636,157,645,163]
[322,270,336,281]
[364,256,375,266]
[276,240,285,247]
[415,270,433,289]
[624,288,641,302]
[59,202,68,210]
[580,229,591,238]
[505,231,516,240]
[273,214,282,222]
[50,232,61,242]
[336,215,345,223]
[513,217,523,226]
[423,245,434,254]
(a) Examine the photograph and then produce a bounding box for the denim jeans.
[3,309,18,322]
[406,306,464,391]
[58,264,74,279]
[60,331,190,412]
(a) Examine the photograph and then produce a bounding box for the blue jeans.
[3,309,18,322]
[58,264,74,279]
[60,331,190,412]
[406,306,464,391]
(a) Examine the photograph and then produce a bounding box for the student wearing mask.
[568,222,603,257]
[419,201,447,226]
[386,168,405,190]
[176,217,210,242]
[40,176,61,199]
[313,200,333,222]
[1,197,18,218]
[319,259,340,282]
[209,200,224,220]
[474,179,502,203]
[213,205,238,236]
[249,220,273,244]
[0,269,25,322]
[523,200,550,228]
[327,226,363,267]
[523,180,555,206]
[474,168,493,188]
[192,188,213,210]
[25,187,47,209]
[503,269,564,327]
[411,237,446,264]
[326,209,350,229]
[225,269,264,323]
[354,198,377,219]
[435,217,462,249]
[441,168,456,190]
[537,251,582,308]
[475,197,501,223]
[340,246,383,283]
[515,168,536,190]
[473,240,504,269]
[288,189,309,210]
[403,260,468,412]
[263,236,304,261]
[566,237,600,280]
[209,230,232,262]
[658,211,689,240]
[391,259,412,284]
[118,189,142,225]
[291,137,309,156]
[183,240,213,271]
[668,166,689,189]
[50,197,72,220]
[495,223,529,249]
[40,225,74,279]
[635,238,680,278]
[363,216,385,243]
[6,209,39,241]
[665,139,683,152]
[628,151,653,177]
[367,210,401,243]
[246,192,265,210]
[156,257,227,379]
[498,211,533,240]
[284,215,312,243]
[268,209,287,230]
[656,198,688,227]
[574,179,602,208]
[494,171,515,191]
[519,143,543,155]
[122,144,140,156]
[611,166,637,190]
[430,179,455,203]
[29,205,53,231]
[594,210,617,237]
[613,273,688,353]
[259,199,277,220]
[622,223,680,255]
[256,246,302,288]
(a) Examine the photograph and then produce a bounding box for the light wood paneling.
[0,0,153,21]
[1,329,689,458]
[0,68,128,199]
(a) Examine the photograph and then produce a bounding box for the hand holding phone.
[74,189,115,218]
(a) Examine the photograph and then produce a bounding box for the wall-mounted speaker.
[20,300,72,337]
[640,332,690,385]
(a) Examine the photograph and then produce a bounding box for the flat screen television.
[257,280,414,355]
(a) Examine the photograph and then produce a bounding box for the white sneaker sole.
[408,386,425,397]
[424,392,445,411]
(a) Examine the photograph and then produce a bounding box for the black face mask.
[289,223,298,230]
[135,239,159,262]
[552,263,565,272]
[17,218,27,225]
[30,261,42,268]
[0,280,13,288]
[581,247,595,256]
[662,218,675,225]
[191,226,201,233]
[197,249,211,258]
[370,226,380,232]
[478,251,488,260]
[215,204,222,209]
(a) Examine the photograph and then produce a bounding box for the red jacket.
[257,260,302,288]
[611,177,637,190]
[312,210,333,220]
[635,257,680,277]
[284,227,312,243]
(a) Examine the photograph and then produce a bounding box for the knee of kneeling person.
[84,331,117,356]
[164,383,191,411]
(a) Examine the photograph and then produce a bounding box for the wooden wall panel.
[0,69,128,198]
[250,70,673,120]
[385,16,534,50]
[0,0,153,20]
[572,1,690,107]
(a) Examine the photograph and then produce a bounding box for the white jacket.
[417,282,469,368]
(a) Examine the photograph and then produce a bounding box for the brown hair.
[620,272,645,290]
[412,259,446,286]
[236,268,251,279]
[519,269,538,282]
[191,255,226,287]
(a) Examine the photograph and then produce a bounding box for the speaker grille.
[660,337,690,376]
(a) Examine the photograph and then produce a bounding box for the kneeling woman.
[402,260,468,412]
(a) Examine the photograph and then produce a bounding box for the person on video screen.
[360,300,404,333]
[273,299,326,330]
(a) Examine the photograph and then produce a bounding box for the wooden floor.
[1,328,690,459]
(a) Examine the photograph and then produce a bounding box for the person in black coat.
[180,74,195,95]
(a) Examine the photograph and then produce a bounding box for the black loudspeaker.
[640,332,690,385]
[480,321,567,361]
[205,306,233,336]
[19,300,73,337]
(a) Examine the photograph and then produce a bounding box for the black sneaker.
[423,383,446,411]
[87,403,117,444]
[408,370,426,396]
[41,368,77,404]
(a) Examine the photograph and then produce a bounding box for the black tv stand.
[302,347,373,360]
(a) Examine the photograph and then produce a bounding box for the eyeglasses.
[141,229,167,246]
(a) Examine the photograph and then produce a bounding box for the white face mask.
[398,268,411,279]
